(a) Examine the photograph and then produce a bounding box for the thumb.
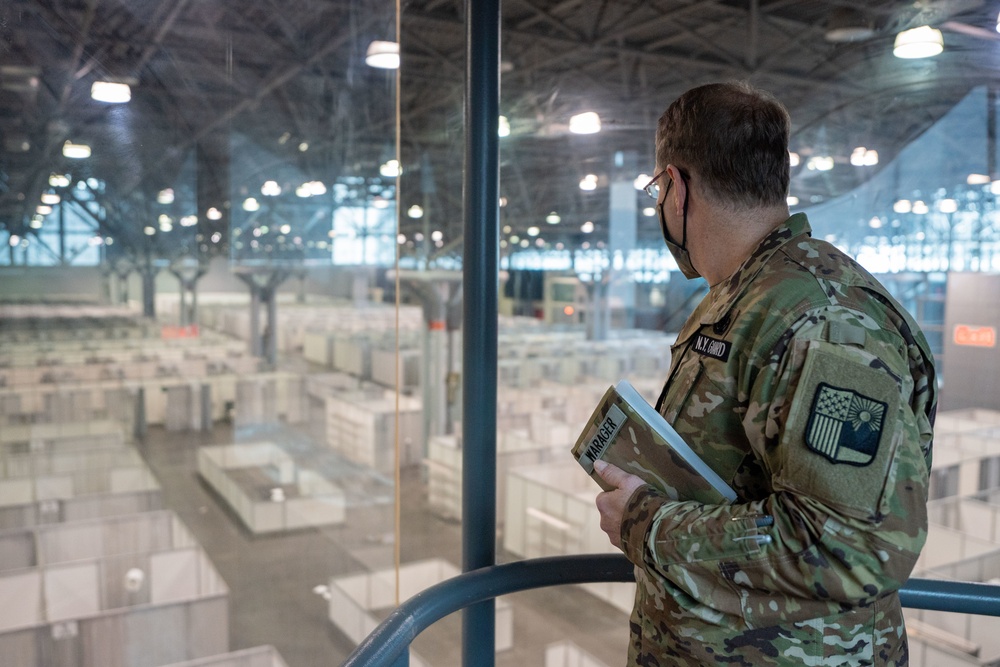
[593,460,626,487]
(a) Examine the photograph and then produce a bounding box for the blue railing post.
[462,0,500,665]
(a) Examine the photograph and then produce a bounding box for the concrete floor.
[139,422,630,667]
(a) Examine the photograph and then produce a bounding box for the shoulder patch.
[806,383,886,466]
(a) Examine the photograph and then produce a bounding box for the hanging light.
[579,174,598,191]
[850,147,878,166]
[787,196,799,206]
[569,111,601,135]
[937,199,958,213]
[366,41,400,69]
[893,199,912,213]
[806,155,834,171]
[545,212,561,224]
[157,188,174,204]
[407,205,424,218]
[90,81,131,103]
[49,174,70,188]
[40,193,60,205]
[206,207,223,220]
[893,26,943,59]
[62,141,91,159]
[242,197,260,212]
[580,221,594,233]
[968,173,991,185]
[36,205,53,215]
[498,115,511,138]
[788,152,800,167]
[261,180,282,196]
[379,159,400,177]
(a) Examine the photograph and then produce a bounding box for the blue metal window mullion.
[462,0,500,665]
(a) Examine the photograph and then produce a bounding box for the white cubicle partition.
[157,645,289,667]
[0,511,229,667]
[328,558,512,667]
[503,462,635,614]
[197,443,346,534]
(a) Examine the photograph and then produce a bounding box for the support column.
[235,268,290,366]
[139,263,158,318]
[264,285,278,366]
[170,259,208,327]
[608,150,638,329]
[248,283,263,357]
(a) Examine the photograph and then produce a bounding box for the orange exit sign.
[954,325,996,348]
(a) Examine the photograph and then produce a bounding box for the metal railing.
[341,553,1000,667]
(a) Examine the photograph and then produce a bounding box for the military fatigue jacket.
[620,213,936,666]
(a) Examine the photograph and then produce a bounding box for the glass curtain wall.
[3,2,1000,667]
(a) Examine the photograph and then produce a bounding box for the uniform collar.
[676,213,811,341]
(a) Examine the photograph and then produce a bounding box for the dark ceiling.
[1,0,999,266]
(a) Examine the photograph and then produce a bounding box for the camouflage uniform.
[620,213,936,666]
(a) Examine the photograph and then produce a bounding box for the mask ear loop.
[677,170,690,250]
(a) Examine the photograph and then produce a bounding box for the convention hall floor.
[139,424,630,667]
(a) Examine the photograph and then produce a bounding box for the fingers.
[593,459,626,488]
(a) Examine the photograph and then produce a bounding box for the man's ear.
[666,164,687,217]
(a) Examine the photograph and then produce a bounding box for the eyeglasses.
[642,167,688,199]
[642,169,667,199]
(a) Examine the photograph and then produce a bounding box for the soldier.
[593,81,936,666]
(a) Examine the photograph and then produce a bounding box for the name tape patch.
[692,333,731,361]
[579,404,627,473]
[805,383,886,466]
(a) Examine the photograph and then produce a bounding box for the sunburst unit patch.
[805,383,886,466]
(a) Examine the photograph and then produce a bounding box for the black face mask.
[657,172,699,279]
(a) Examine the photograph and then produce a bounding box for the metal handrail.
[341,553,1000,667]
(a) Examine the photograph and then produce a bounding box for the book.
[571,380,737,504]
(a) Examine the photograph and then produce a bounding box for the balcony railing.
[341,553,1000,667]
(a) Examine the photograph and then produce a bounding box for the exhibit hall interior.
[2,1,1000,665]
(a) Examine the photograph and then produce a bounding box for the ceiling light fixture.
[36,205,52,215]
[893,199,912,213]
[380,159,400,177]
[569,111,601,135]
[968,173,991,185]
[157,188,174,204]
[806,155,834,171]
[90,81,131,103]
[62,141,91,159]
[893,26,943,59]
[49,174,70,188]
[938,199,958,213]
[788,152,800,167]
[206,207,223,220]
[261,180,282,196]
[407,205,424,219]
[579,174,598,191]
[545,212,561,224]
[366,41,400,69]
[498,116,510,138]
[850,147,878,166]
[242,197,260,212]
[40,193,60,205]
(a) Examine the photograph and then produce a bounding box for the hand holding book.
[571,380,737,505]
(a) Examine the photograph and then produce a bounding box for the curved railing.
[341,553,1000,667]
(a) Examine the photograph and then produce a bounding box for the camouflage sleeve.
[619,307,932,626]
